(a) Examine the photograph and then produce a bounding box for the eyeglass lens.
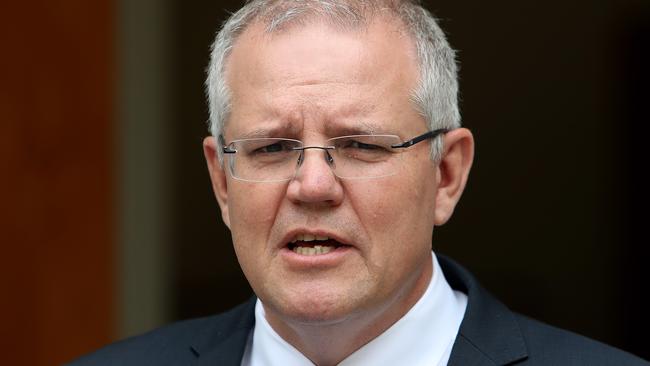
[226,135,403,182]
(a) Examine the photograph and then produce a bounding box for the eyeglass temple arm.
[391,128,449,149]
[219,135,237,154]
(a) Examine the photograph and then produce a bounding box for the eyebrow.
[237,123,301,139]
[324,121,393,137]
[234,121,394,140]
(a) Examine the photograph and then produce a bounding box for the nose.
[286,148,344,206]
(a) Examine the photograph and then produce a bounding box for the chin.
[269,288,359,325]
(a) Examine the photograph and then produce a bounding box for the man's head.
[206,0,461,163]
[203,0,473,349]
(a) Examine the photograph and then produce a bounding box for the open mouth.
[287,234,348,256]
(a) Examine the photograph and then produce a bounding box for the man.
[71,0,648,365]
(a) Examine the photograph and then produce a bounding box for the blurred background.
[1,0,648,365]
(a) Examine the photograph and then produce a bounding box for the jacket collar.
[191,297,256,366]
[439,255,529,366]
[189,256,529,366]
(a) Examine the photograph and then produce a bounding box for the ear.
[434,128,474,226]
[203,136,231,229]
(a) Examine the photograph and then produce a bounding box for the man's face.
[208,19,447,327]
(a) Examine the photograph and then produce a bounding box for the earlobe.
[203,136,231,229]
[433,128,474,226]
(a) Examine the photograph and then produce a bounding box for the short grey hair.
[205,0,460,162]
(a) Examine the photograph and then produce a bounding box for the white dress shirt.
[241,252,468,366]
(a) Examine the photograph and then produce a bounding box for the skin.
[204,17,474,366]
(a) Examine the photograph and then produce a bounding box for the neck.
[263,258,433,366]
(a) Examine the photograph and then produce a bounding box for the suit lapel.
[447,335,500,366]
[196,326,251,366]
[191,297,256,366]
[440,256,529,366]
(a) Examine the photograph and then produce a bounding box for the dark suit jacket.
[69,256,649,365]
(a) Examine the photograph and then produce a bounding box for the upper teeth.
[291,234,329,243]
[293,245,333,255]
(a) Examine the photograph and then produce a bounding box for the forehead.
[224,17,422,138]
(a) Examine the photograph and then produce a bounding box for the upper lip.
[278,228,352,249]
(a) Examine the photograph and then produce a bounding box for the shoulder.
[513,314,649,365]
[437,255,648,365]
[67,317,211,366]
[66,298,256,366]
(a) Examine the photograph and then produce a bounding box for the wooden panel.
[0,1,114,365]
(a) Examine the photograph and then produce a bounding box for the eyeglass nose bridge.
[291,145,336,169]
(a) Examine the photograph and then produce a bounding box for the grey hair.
[205,0,460,162]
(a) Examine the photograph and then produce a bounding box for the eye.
[335,138,383,150]
[333,137,394,163]
[250,140,297,154]
[256,142,284,153]
[339,139,390,152]
[347,141,384,150]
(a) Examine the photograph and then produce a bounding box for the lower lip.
[279,245,354,269]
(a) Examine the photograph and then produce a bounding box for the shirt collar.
[242,252,467,366]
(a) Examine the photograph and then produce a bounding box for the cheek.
[347,164,437,272]
[228,184,284,244]
[227,183,286,286]
[355,174,435,231]
[402,155,438,220]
